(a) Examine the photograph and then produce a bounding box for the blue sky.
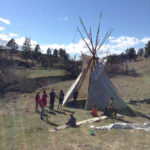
[0,0,150,57]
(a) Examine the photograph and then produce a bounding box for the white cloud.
[0,17,10,25]
[57,16,69,22]
[0,33,10,41]
[15,37,37,47]
[0,27,5,31]
[140,37,150,44]
[9,33,18,37]
[0,33,150,58]
[40,36,150,58]
[40,39,90,55]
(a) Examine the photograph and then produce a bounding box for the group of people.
[35,88,117,126]
[91,97,117,118]
[35,89,64,119]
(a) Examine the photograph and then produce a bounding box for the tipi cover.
[63,54,128,110]
[63,15,128,110]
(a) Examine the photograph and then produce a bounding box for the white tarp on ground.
[90,122,150,132]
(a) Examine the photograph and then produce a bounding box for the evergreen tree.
[33,44,41,59]
[47,48,52,69]
[144,41,150,58]
[138,48,144,56]
[47,48,51,56]
[22,37,32,61]
[125,48,136,61]
[7,38,18,63]
[53,49,58,57]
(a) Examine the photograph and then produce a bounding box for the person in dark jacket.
[49,89,56,110]
[107,97,117,117]
[42,90,47,107]
[65,114,76,127]
[73,89,78,107]
[57,90,64,110]
[35,92,40,112]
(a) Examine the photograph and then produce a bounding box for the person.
[91,105,98,117]
[107,97,117,117]
[38,97,45,119]
[35,92,40,112]
[42,90,47,108]
[73,89,78,107]
[57,90,64,110]
[65,114,76,127]
[102,106,109,116]
[49,89,56,110]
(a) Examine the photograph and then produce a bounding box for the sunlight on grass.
[1,57,150,150]
[15,69,68,79]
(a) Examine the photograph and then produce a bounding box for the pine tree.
[33,44,41,59]
[22,37,32,61]
[7,38,18,63]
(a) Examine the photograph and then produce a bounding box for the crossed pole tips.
[77,12,113,58]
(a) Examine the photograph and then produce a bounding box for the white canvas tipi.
[63,15,128,110]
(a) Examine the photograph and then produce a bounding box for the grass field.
[15,69,68,79]
[0,57,150,150]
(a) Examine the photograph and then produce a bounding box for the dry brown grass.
[0,56,150,150]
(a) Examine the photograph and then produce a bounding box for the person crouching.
[65,114,76,127]
[91,105,98,117]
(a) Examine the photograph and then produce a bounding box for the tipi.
[63,15,128,110]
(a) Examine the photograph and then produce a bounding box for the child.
[57,90,64,110]
[38,97,45,120]
[65,114,76,127]
[102,107,108,116]
[35,92,40,112]
[91,105,98,117]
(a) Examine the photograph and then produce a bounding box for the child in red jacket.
[91,105,98,117]
[38,97,45,119]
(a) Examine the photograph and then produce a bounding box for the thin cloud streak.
[0,17,10,25]
[0,27,5,31]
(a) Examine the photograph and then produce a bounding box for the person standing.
[73,89,78,107]
[49,89,56,110]
[42,90,47,108]
[35,92,40,112]
[38,97,45,119]
[57,90,64,110]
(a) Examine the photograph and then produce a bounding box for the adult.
[73,89,78,107]
[65,114,76,127]
[49,89,56,110]
[57,90,64,110]
[42,90,47,107]
[35,92,40,112]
